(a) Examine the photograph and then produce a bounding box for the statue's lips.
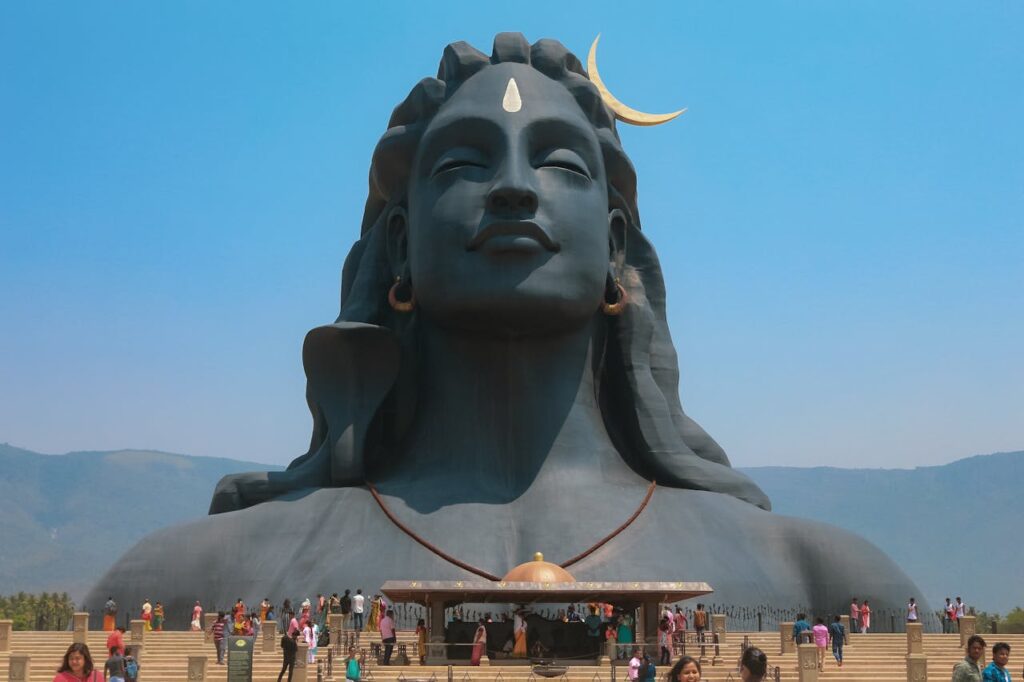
[466,220,560,253]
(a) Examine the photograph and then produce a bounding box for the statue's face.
[407,63,611,335]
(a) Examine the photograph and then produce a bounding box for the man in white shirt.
[352,589,365,631]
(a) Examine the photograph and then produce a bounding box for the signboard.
[227,635,254,682]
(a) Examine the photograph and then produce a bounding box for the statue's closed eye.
[430,147,489,177]
[535,149,591,179]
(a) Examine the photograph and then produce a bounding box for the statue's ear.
[608,208,627,269]
[385,205,409,276]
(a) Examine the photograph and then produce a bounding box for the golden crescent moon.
[587,34,686,127]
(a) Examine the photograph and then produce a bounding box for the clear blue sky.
[1,2,1021,468]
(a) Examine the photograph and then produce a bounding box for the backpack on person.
[125,656,139,682]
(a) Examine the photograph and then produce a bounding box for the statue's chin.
[419,292,601,337]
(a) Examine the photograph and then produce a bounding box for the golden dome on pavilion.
[502,552,576,583]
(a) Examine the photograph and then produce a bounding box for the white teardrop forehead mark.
[502,77,522,113]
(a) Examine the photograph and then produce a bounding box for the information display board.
[227,635,254,682]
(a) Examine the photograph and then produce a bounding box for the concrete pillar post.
[263,621,278,653]
[204,613,218,644]
[329,614,344,646]
[780,622,795,654]
[73,612,89,644]
[188,654,207,681]
[295,642,310,682]
[839,616,851,645]
[959,616,977,647]
[906,622,923,654]
[906,653,928,681]
[711,613,726,645]
[130,619,146,647]
[0,620,12,652]
[8,654,30,682]
[797,643,819,682]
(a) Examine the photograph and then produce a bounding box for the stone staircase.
[1,628,1022,681]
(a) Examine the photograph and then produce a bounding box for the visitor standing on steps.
[340,589,353,630]
[739,647,769,682]
[277,628,298,682]
[212,611,227,665]
[907,597,919,623]
[953,634,987,682]
[380,608,396,664]
[103,597,117,632]
[470,618,488,666]
[850,598,860,634]
[140,599,152,631]
[105,627,125,657]
[191,601,203,631]
[693,604,707,642]
[668,655,702,682]
[812,617,829,671]
[416,618,428,664]
[352,589,365,632]
[53,642,100,682]
[658,617,672,664]
[860,600,872,634]
[956,597,967,630]
[945,598,956,634]
[792,613,811,645]
[104,646,127,682]
[828,615,845,667]
[345,646,361,682]
[982,642,1011,682]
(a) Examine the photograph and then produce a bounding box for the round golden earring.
[388,276,416,313]
[601,278,628,316]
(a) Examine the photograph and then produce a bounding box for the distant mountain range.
[0,442,1019,613]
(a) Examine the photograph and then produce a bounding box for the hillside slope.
[741,451,1023,613]
[0,443,281,599]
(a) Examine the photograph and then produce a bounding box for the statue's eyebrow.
[419,115,505,164]
[523,116,602,172]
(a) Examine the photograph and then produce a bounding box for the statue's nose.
[486,168,538,216]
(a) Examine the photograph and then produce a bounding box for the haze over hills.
[0,442,1019,613]
[740,451,1024,615]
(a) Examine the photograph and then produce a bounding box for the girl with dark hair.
[54,642,100,681]
[667,655,701,682]
[739,647,768,682]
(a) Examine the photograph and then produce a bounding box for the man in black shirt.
[340,589,353,629]
[278,629,299,682]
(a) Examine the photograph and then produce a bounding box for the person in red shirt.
[105,627,125,656]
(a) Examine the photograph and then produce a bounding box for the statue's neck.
[381,317,635,502]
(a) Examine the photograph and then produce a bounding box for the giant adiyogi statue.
[87,34,926,626]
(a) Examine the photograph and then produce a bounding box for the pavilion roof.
[380,580,713,606]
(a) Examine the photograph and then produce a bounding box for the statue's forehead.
[425,62,594,135]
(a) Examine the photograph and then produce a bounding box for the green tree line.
[964,608,1024,635]
[0,592,75,630]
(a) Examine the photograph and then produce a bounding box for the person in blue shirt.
[983,642,1012,682]
[792,614,812,645]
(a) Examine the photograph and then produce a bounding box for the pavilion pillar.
[427,600,447,664]
[263,621,278,653]
[641,602,659,652]
[839,616,851,645]
[73,612,89,644]
[780,622,795,654]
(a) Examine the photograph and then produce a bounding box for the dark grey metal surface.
[85,34,928,628]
